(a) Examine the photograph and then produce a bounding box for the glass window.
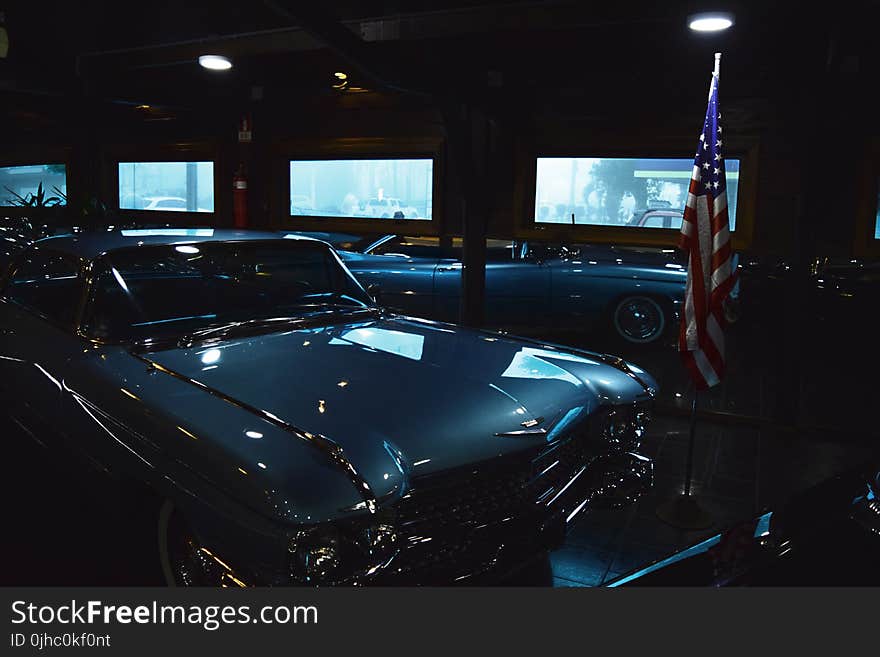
[534,157,740,231]
[0,164,67,207]
[875,183,880,239]
[84,241,371,341]
[290,158,433,220]
[5,249,82,325]
[118,161,214,213]
[371,236,442,258]
[486,240,517,262]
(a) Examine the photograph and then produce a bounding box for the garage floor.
[550,415,874,586]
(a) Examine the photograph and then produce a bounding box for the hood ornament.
[495,417,546,437]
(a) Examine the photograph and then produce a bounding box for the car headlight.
[288,508,398,584]
[596,403,652,452]
[634,406,652,439]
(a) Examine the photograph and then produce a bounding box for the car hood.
[140,314,655,510]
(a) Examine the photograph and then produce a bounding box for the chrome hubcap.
[614,297,665,343]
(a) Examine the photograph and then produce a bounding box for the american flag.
[679,54,737,389]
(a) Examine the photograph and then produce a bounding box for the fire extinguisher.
[233,165,248,228]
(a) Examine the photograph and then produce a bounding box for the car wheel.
[611,296,666,344]
[158,499,244,587]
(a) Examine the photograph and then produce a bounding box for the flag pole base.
[656,494,714,530]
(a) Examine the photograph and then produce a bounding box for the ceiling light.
[688,12,734,32]
[334,71,348,80]
[199,54,232,71]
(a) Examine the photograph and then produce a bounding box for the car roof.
[32,228,321,259]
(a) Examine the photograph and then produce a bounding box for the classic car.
[626,208,684,229]
[0,228,656,586]
[607,459,880,586]
[299,233,688,345]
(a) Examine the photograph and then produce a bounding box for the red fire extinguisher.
[233,165,248,228]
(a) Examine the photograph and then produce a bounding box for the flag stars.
[716,140,723,147]
[702,162,710,169]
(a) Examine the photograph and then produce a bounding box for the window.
[372,236,443,258]
[0,164,67,206]
[5,249,82,325]
[370,236,513,262]
[534,157,741,231]
[486,240,518,262]
[290,158,433,220]
[84,242,370,341]
[118,161,214,213]
[875,183,880,240]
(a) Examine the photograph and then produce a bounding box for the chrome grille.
[389,437,589,582]
[383,403,651,583]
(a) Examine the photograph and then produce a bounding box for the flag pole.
[683,389,698,497]
[656,52,724,531]
[656,385,712,529]
[711,52,721,98]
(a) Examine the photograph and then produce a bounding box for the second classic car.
[0,228,656,585]
[297,234,688,345]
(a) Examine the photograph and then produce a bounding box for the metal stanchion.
[656,389,713,529]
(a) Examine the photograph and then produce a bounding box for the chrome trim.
[494,428,548,437]
[597,353,651,392]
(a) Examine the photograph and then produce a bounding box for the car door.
[432,239,551,328]
[0,248,86,444]
[545,242,619,329]
[343,235,440,318]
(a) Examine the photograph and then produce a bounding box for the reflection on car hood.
[141,315,655,504]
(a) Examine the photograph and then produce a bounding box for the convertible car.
[0,228,656,586]
[292,233,688,345]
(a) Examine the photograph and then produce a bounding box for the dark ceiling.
[0,1,876,134]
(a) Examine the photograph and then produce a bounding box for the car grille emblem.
[495,417,546,437]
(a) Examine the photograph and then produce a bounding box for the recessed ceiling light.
[688,12,734,32]
[199,54,232,70]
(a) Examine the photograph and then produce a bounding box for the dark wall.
[1,1,876,263]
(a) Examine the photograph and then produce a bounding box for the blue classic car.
[304,234,688,345]
[0,228,656,585]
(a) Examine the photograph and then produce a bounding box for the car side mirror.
[367,283,382,304]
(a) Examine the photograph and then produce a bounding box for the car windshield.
[83,240,373,342]
[285,232,383,252]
